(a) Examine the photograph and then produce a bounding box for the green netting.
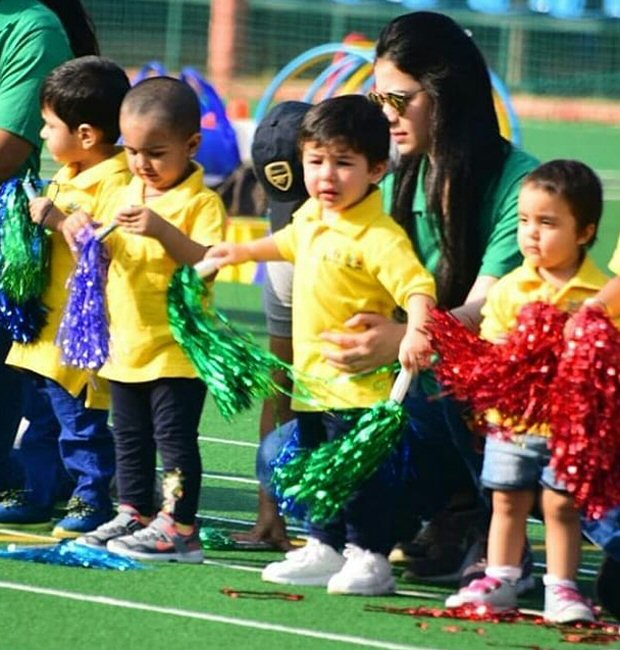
[82,0,620,99]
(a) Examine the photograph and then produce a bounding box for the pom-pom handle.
[95,222,118,242]
[390,367,413,403]
[21,179,38,201]
[194,257,220,278]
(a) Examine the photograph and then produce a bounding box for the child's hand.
[398,328,430,373]
[205,242,251,268]
[116,205,166,239]
[61,210,98,255]
[29,197,54,225]
[29,197,64,230]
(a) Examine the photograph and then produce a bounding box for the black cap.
[251,101,311,231]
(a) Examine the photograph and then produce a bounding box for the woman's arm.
[450,274,499,333]
[0,131,33,181]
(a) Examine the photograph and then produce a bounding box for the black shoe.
[596,555,620,620]
[397,505,486,582]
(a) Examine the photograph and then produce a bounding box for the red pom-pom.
[550,307,620,519]
[430,303,567,433]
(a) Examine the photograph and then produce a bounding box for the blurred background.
[71,0,620,269]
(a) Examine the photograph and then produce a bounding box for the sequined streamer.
[270,426,311,521]
[0,177,49,302]
[274,399,408,524]
[56,225,111,369]
[550,307,620,519]
[429,302,567,432]
[167,264,286,419]
[0,293,48,343]
[198,526,238,550]
[0,540,143,570]
[0,177,48,341]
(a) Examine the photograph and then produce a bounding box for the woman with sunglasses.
[321,11,539,587]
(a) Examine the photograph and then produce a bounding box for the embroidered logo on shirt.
[323,249,363,270]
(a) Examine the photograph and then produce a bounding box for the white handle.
[389,367,414,403]
[22,179,38,201]
[95,222,119,242]
[193,257,220,278]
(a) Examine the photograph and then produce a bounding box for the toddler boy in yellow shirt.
[0,56,131,537]
[207,95,436,594]
[76,77,227,562]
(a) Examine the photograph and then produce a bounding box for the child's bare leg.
[542,488,581,580]
[487,489,535,569]
[541,487,594,622]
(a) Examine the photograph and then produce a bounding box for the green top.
[0,0,72,176]
[382,144,539,281]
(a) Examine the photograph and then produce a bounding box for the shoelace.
[551,585,589,605]
[466,575,503,594]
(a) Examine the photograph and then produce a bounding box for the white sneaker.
[261,537,345,586]
[544,583,595,624]
[327,544,396,595]
[445,575,518,610]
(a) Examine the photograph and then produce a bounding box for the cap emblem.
[264,161,293,192]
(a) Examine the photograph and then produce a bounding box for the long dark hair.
[40,0,99,56]
[376,12,510,308]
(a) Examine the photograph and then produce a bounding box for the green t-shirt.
[0,0,72,176]
[382,145,539,281]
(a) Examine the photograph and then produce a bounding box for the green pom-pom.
[278,400,408,523]
[167,265,286,419]
[0,181,49,302]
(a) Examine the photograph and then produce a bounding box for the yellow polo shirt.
[272,188,436,411]
[480,255,613,341]
[7,149,131,409]
[608,239,620,276]
[480,255,614,435]
[99,164,226,383]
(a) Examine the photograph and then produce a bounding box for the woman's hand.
[321,312,405,373]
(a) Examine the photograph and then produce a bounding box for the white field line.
[155,466,258,485]
[197,513,307,535]
[0,581,444,650]
[198,436,258,448]
[202,473,258,485]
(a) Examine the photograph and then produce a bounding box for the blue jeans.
[481,434,564,492]
[583,507,620,562]
[20,374,114,512]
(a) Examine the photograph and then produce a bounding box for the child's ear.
[369,160,389,184]
[77,123,102,150]
[187,132,202,158]
[577,223,596,247]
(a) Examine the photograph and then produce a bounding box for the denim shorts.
[481,433,566,492]
[262,261,293,338]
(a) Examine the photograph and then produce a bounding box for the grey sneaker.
[107,511,204,563]
[75,505,146,548]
